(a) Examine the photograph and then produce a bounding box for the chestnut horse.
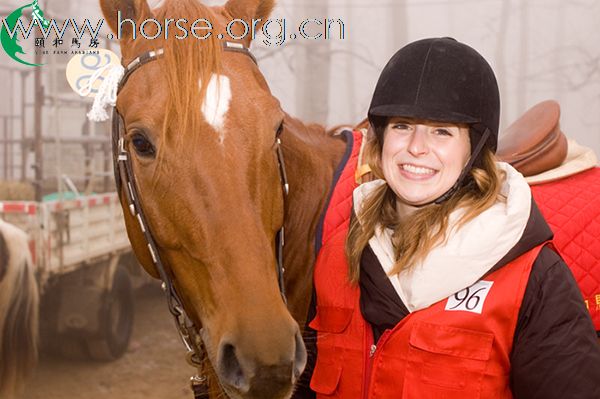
[99,0,346,398]
[0,219,39,399]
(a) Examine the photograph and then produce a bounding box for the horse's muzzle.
[217,326,307,399]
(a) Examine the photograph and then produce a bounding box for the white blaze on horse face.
[199,74,231,144]
[148,0,166,10]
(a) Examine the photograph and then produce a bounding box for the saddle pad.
[530,167,600,332]
[526,139,598,185]
[497,100,568,176]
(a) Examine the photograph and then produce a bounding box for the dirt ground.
[21,286,196,399]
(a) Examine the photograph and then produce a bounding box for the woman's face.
[381,118,471,214]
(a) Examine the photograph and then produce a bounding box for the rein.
[110,41,289,398]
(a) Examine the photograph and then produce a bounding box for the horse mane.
[0,220,38,399]
[152,0,222,157]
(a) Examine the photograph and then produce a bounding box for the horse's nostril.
[216,325,307,396]
[293,329,307,381]
[219,342,249,392]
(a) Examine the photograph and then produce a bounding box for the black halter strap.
[111,41,288,399]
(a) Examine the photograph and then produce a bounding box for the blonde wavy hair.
[346,126,506,283]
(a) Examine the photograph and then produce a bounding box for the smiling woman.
[306,37,600,399]
[380,119,471,213]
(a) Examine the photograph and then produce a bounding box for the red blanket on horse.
[531,167,600,331]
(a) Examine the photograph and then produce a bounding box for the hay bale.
[0,181,35,201]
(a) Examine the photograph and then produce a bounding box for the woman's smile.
[381,118,471,210]
[398,163,438,179]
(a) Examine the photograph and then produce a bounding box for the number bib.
[445,280,494,314]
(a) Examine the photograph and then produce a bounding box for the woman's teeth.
[401,164,436,175]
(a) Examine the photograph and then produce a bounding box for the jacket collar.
[353,162,532,312]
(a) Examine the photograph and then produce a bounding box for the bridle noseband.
[111,41,289,398]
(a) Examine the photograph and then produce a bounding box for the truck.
[0,35,142,360]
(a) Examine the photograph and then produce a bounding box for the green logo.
[0,0,50,67]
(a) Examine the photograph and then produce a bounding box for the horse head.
[99,0,306,397]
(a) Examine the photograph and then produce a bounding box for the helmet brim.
[368,104,480,126]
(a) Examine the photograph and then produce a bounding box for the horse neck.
[280,113,347,326]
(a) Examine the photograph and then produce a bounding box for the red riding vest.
[310,131,546,398]
[310,228,545,398]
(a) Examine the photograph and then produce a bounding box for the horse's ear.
[99,0,154,41]
[224,0,275,32]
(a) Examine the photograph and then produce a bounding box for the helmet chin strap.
[408,128,491,208]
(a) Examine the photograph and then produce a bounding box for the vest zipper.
[363,328,393,398]
[369,344,377,357]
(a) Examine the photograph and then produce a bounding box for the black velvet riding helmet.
[367,37,501,204]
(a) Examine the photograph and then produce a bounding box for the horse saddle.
[497,100,568,176]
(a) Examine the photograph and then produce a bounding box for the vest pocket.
[308,305,353,333]
[402,321,494,399]
[309,306,354,397]
[310,360,342,395]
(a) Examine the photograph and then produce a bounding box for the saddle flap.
[497,100,568,176]
[512,129,568,176]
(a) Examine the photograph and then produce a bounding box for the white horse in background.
[0,219,39,399]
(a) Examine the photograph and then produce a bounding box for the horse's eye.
[131,133,155,157]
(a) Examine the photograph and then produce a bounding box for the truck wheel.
[87,266,134,361]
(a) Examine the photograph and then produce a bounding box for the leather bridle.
[110,41,289,398]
